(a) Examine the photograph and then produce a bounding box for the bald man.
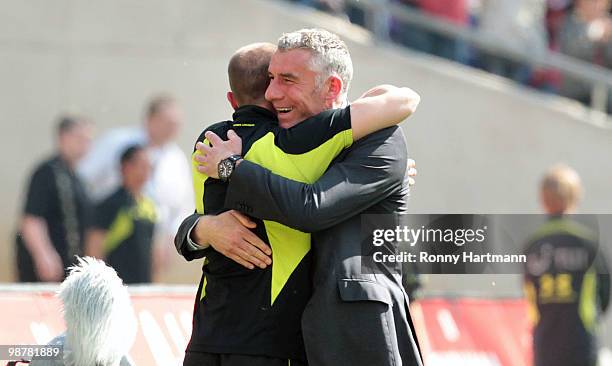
[177,43,419,365]
[524,164,610,366]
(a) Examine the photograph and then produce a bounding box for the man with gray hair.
[179,28,422,365]
[30,257,137,366]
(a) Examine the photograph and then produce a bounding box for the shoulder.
[192,121,230,150]
[307,106,351,127]
[98,188,128,212]
[345,126,408,183]
[141,194,156,208]
[196,121,230,142]
[350,126,407,155]
[365,125,406,140]
[29,157,58,183]
[532,218,597,243]
[32,157,55,176]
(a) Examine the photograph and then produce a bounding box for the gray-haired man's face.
[265,49,332,128]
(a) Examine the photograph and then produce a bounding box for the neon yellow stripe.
[523,280,540,326]
[245,130,352,305]
[135,196,157,222]
[529,218,596,244]
[264,221,310,305]
[200,275,208,301]
[103,209,133,254]
[192,138,214,297]
[579,268,597,332]
[246,130,352,183]
[191,127,352,305]
[103,196,156,254]
[192,138,211,214]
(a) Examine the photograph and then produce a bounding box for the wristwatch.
[218,154,243,182]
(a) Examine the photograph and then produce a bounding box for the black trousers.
[183,352,307,366]
[16,238,40,282]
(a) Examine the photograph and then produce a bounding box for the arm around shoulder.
[350,85,420,140]
[225,127,409,232]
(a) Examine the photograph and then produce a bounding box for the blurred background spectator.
[558,0,612,110]
[391,0,472,64]
[295,0,348,17]
[289,0,612,112]
[86,145,156,284]
[478,0,548,85]
[524,164,610,366]
[77,95,194,279]
[14,116,93,283]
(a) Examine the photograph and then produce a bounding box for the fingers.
[228,210,272,257]
[227,130,241,142]
[243,229,272,256]
[205,131,224,147]
[223,239,270,269]
[194,144,215,176]
[407,158,417,181]
[227,130,243,155]
[407,158,416,169]
[197,165,215,175]
[226,251,256,270]
[194,153,211,164]
[196,161,215,176]
[238,241,271,268]
[230,210,256,229]
[194,144,212,166]
[195,142,212,155]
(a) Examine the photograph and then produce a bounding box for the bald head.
[540,164,583,215]
[228,42,277,106]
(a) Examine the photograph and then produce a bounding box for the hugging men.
[176,29,423,366]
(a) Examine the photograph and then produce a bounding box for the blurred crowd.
[14,95,194,285]
[290,0,612,111]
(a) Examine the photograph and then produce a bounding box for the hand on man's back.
[192,210,272,270]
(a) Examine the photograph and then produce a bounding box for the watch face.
[219,160,233,180]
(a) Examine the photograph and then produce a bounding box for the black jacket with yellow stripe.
[524,216,610,366]
[185,105,352,361]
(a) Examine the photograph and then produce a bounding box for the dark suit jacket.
[175,126,423,366]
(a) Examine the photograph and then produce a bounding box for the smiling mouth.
[276,107,293,114]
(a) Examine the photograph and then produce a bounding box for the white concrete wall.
[1,0,611,289]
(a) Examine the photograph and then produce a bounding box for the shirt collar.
[231,105,277,125]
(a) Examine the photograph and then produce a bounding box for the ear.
[227,92,239,110]
[324,75,343,104]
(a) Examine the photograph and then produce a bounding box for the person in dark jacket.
[524,164,610,366]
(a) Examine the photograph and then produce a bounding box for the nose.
[265,78,282,102]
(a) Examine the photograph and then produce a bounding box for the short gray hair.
[278,28,353,96]
[59,257,137,366]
